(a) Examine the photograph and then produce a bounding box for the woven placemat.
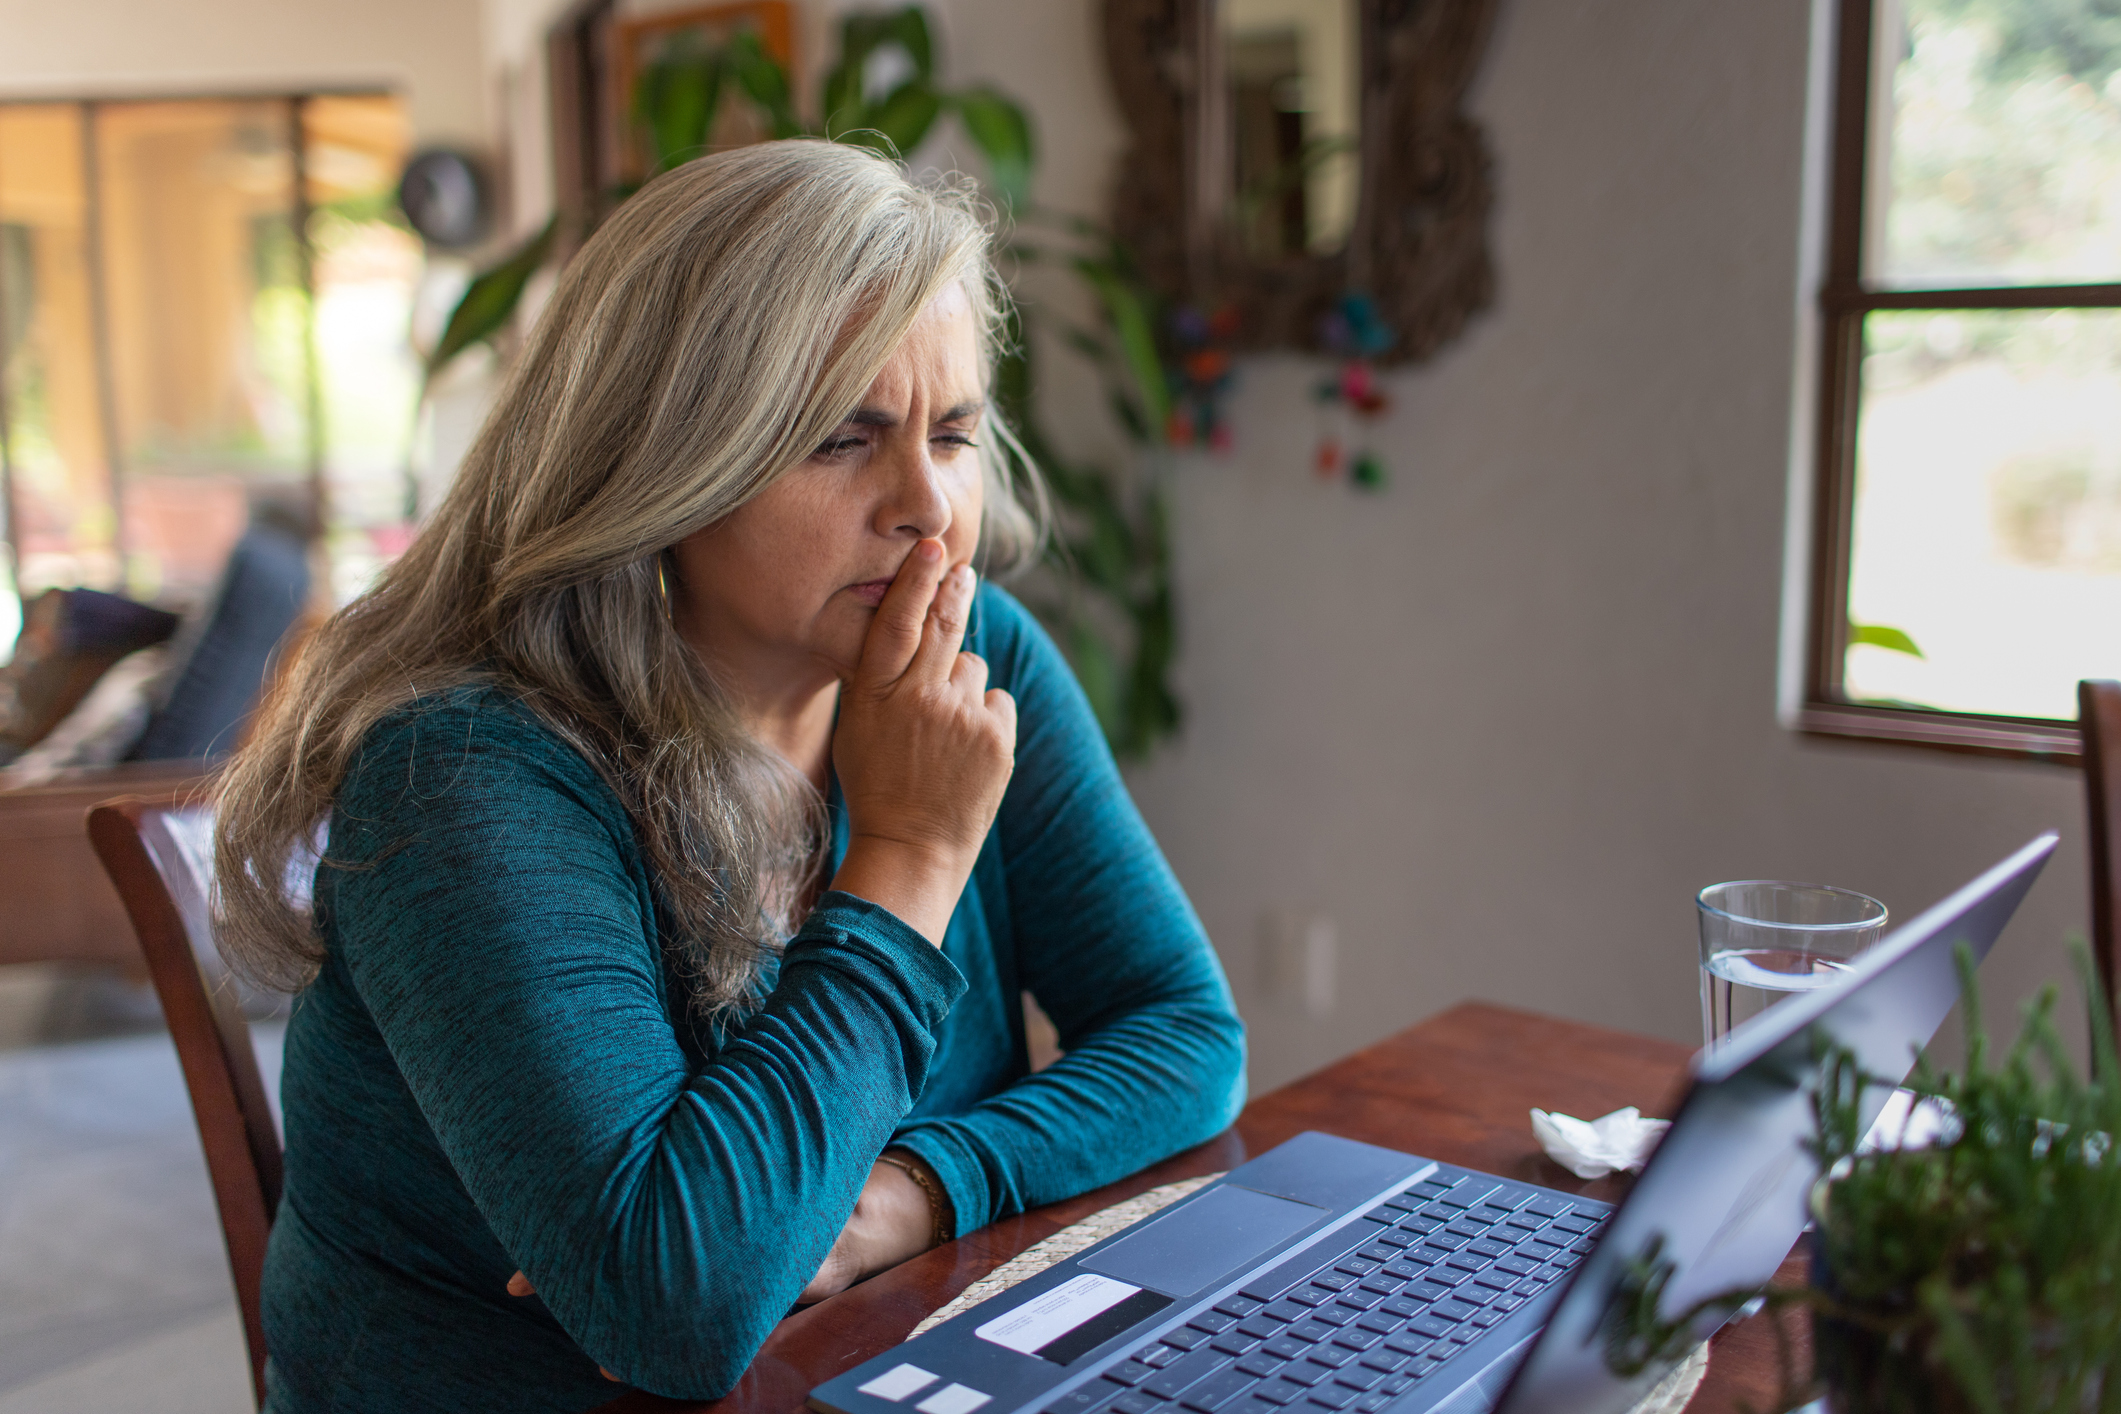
[908,1175,1709,1413]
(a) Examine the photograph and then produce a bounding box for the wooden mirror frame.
[1103,0,1502,366]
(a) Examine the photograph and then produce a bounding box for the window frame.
[1801,0,2121,766]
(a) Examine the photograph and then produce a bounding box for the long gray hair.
[213,140,1043,1018]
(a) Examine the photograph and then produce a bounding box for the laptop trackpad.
[1080,1185,1324,1296]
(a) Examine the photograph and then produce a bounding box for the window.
[1803,0,2121,760]
[0,93,416,637]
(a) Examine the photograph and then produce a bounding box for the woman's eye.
[814,435,866,458]
[933,434,980,452]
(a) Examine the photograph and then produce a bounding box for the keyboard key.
[1356,1311,1402,1335]
[1442,1253,1490,1273]
[1355,1244,1397,1263]
[1238,1354,1287,1379]
[1551,1214,1599,1235]
[1441,1184,1500,1210]
[1331,1329,1379,1352]
[1289,1322,1335,1344]
[1239,1317,1285,1341]
[1514,1278,1545,1296]
[1399,1248,1440,1267]
[1471,1271,1517,1292]
[1139,1346,1184,1368]
[1493,1255,1539,1275]
[1303,1385,1356,1410]
[1164,1328,1212,1352]
[1478,1189,1525,1211]
[1472,1207,1516,1228]
[1355,1395,1392,1412]
[1179,1370,1260,1412]
[1467,1239,1512,1258]
[1243,1279,1294,1303]
[1448,1326,1480,1344]
[1212,1335,1262,1358]
[1359,1351,1408,1374]
[1112,1395,1165,1414]
[1383,1332,1434,1357]
[1287,1289,1331,1308]
[1217,1296,1265,1320]
[1275,1363,1326,1388]
[1145,1352,1231,1399]
[1312,1306,1357,1327]
[1303,1346,1353,1369]
[1381,1192,1421,1212]
[1522,1197,1570,1218]
[1423,1233,1466,1252]
[1373,1229,1417,1249]
[1332,1368,1383,1392]
[1106,1363,1156,1386]
[1393,1215,1440,1235]
[1470,1310,1504,1329]
[1432,1300,1480,1323]
[1569,1238,1596,1255]
[1444,1219,1486,1239]
[1407,1280,1454,1303]
[1382,1373,1417,1394]
[1408,1315,1454,1339]
[1504,1212,1549,1232]
[1310,1273,1353,1293]
[1252,1382,1305,1407]
[1332,1259,1379,1279]
[1263,1337,1310,1361]
[1191,1312,1239,1335]
[1410,1181,1453,1201]
[1264,1301,1311,1323]
[1360,1207,1399,1224]
[1418,1203,1457,1222]
[1492,1295,1525,1312]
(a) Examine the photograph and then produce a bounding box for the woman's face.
[672,283,986,698]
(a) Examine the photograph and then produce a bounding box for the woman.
[214,140,1245,1414]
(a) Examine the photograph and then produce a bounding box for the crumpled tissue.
[1529,1106,1671,1180]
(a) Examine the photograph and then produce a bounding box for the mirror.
[1103,0,1502,366]
[1221,0,1358,260]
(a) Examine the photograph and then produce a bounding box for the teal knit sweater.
[259,583,1246,1413]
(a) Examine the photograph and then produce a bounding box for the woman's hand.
[829,538,1016,944]
[798,1159,938,1304]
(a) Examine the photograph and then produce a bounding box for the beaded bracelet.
[879,1149,954,1250]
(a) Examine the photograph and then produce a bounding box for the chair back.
[87,797,281,1408]
[2079,680,2121,1022]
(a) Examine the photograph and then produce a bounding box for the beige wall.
[0,0,486,147]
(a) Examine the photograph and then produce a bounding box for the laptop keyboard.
[1040,1173,1608,1414]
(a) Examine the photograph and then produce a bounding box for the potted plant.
[1599,941,2121,1412]
[1803,942,2121,1412]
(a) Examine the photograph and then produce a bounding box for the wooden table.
[595,1003,1807,1414]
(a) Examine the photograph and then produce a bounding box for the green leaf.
[424,218,556,384]
[724,31,805,138]
[950,87,1034,207]
[634,37,723,174]
[1074,257,1170,434]
[1849,622,1925,658]
[883,6,934,81]
[863,80,942,154]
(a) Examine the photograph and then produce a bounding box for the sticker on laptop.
[973,1273,1173,1365]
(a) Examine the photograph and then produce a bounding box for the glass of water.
[1697,881,1888,1050]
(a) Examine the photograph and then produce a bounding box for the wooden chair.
[87,797,281,1409]
[2079,680,2121,1023]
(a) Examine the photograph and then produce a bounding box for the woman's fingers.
[984,687,1018,744]
[905,564,976,686]
[857,538,947,684]
[507,1270,534,1297]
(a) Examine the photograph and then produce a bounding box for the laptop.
[811,834,2057,1414]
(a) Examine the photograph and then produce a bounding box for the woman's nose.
[874,440,953,540]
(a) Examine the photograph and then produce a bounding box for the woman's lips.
[849,579,894,607]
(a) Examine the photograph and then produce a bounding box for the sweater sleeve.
[320,699,966,1400]
[889,587,1248,1231]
